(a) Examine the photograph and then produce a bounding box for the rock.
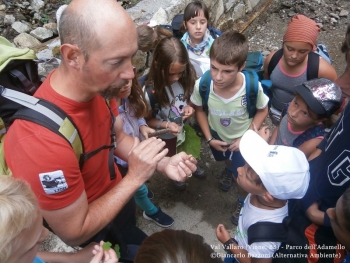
[31,0,45,12]
[0,4,6,11]
[149,8,168,26]
[11,21,31,33]
[329,13,340,20]
[14,32,41,48]
[43,23,58,35]
[4,14,15,25]
[30,27,53,41]
[339,10,349,17]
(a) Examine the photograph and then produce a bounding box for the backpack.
[143,51,272,119]
[0,37,116,179]
[160,14,222,40]
[267,44,332,79]
[247,214,345,262]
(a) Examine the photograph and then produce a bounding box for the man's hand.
[127,137,168,184]
[161,152,197,182]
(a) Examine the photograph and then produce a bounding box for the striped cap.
[283,14,320,51]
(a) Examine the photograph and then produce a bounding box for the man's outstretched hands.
[127,137,168,183]
[162,152,197,182]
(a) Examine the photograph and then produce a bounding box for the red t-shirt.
[4,71,122,210]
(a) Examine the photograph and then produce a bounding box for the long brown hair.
[128,70,148,118]
[134,229,222,263]
[145,37,196,108]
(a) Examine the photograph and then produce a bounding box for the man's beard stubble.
[99,80,129,100]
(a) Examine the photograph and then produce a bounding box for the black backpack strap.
[292,123,325,148]
[242,70,258,119]
[2,86,117,180]
[268,49,283,77]
[145,86,159,117]
[306,52,319,80]
[199,70,212,115]
[247,217,289,245]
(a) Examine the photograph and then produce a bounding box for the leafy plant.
[101,242,121,258]
[40,14,49,24]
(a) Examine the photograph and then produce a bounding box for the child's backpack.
[0,37,116,179]
[160,14,222,40]
[199,69,259,119]
[247,213,345,262]
[267,44,332,80]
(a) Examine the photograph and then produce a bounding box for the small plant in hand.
[102,242,121,258]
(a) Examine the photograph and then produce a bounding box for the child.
[216,130,310,262]
[190,30,269,225]
[137,24,173,53]
[134,229,222,263]
[0,176,118,263]
[263,14,337,124]
[269,78,343,159]
[114,70,174,228]
[136,24,173,68]
[144,37,205,191]
[180,1,217,78]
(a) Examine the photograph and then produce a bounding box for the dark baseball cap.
[295,78,343,117]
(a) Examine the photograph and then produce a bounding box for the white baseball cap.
[240,130,310,200]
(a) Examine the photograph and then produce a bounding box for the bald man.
[4,0,196,260]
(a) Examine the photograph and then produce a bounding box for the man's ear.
[261,191,275,203]
[60,43,84,70]
[239,61,246,72]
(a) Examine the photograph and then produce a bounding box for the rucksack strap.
[293,123,325,148]
[268,49,283,77]
[247,217,290,245]
[145,86,159,117]
[242,70,258,119]
[267,49,319,80]
[306,52,319,80]
[199,70,212,114]
[1,86,117,180]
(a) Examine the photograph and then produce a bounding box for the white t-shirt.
[144,82,187,139]
[235,194,288,259]
[187,45,211,78]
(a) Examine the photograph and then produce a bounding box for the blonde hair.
[0,176,38,262]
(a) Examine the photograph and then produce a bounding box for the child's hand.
[210,139,231,152]
[228,138,241,152]
[90,241,119,263]
[167,121,181,135]
[140,125,155,139]
[182,105,195,120]
[216,224,232,244]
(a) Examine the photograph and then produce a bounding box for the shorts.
[209,128,245,177]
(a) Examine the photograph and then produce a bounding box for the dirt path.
[135,0,350,255]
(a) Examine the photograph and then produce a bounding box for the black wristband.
[224,237,238,254]
[206,137,214,144]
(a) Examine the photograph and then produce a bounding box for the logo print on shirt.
[220,118,231,127]
[39,170,68,195]
[241,94,247,107]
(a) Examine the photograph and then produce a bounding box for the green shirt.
[190,72,269,143]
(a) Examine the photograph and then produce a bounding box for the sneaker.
[219,168,233,192]
[230,198,244,225]
[193,165,206,179]
[147,189,154,199]
[173,180,187,191]
[143,207,174,228]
